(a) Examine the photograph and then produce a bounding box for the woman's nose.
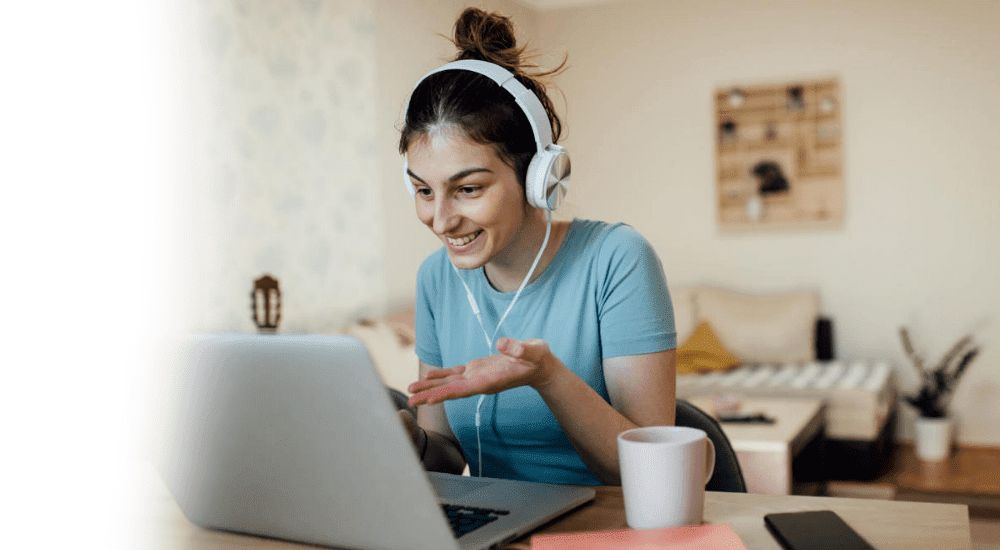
[432,197,459,234]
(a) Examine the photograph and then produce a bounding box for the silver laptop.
[157,333,595,550]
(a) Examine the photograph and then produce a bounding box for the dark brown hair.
[399,8,566,187]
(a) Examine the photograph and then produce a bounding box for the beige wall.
[176,0,387,334]
[376,0,1000,445]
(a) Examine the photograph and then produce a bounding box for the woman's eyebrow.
[446,167,492,183]
[406,167,493,185]
[406,168,426,184]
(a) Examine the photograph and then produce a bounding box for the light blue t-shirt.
[414,219,675,485]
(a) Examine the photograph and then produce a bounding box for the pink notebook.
[531,523,748,550]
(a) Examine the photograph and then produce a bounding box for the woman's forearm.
[532,360,638,485]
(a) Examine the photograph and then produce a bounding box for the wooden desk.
[134,463,971,550]
[688,397,826,494]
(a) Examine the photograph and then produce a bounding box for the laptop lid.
[158,333,593,550]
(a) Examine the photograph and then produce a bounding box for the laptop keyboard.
[441,504,510,538]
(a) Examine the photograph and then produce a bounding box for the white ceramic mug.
[617,426,716,529]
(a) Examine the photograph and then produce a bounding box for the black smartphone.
[764,510,877,550]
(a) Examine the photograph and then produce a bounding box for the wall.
[179,0,385,334]
[530,0,1000,444]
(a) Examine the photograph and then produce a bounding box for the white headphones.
[403,59,570,211]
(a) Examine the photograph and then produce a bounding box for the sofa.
[671,285,896,481]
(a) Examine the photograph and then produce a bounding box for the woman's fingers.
[496,337,521,358]
[409,388,453,407]
[408,372,460,393]
[498,337,548,363]
[408,375,472,406]
[408,380,445,395]
[409,368,490,406]
[407,366,464,393]
[424,365,465,380]
[411,381,477,406]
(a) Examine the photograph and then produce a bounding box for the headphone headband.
[415,60,553,150]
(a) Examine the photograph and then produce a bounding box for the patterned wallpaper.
[182,0,384,334]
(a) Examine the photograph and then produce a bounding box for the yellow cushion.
[676,320,742,375]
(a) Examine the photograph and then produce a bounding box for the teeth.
[447,231,481,246]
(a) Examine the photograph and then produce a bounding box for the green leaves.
[899,326,980,419]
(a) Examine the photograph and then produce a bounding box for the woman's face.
[406,129,530,271]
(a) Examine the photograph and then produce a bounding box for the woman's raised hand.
[408,338,557,407]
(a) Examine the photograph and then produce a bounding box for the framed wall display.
[715,79,843,229]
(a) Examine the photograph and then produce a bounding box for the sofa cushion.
[693,287,819,363]
[676,320,742,374]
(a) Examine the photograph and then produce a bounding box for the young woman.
[397,8,676,486]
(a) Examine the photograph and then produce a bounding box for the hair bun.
[452,8,523,71]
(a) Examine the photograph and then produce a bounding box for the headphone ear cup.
[525,153,548,210]
[526,146,570,210]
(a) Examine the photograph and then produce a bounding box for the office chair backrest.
[388,387,416,417]
[675,399,747,493]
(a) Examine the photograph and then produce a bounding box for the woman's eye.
[459,186,481,195]
[415,187,432,197]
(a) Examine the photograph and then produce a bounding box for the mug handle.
[703,438,716,486]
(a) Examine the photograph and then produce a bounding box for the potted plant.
[899,327,980,461]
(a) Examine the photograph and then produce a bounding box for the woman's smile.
[446,229,483,248]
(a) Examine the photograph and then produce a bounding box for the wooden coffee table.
[688,396,826,494]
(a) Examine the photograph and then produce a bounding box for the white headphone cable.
[454,210,552,476]
[453,210,552,353]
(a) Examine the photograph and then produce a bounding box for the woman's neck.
[484,213,570,293]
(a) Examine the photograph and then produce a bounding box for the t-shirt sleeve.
[597,225,676,358]
[414,257,443,367]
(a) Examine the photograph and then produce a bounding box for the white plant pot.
[913,416,953,462]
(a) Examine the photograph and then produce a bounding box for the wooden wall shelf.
[715,78,844,230]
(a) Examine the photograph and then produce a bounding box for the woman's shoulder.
[569,218,654,255]
[416,246,450,282]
